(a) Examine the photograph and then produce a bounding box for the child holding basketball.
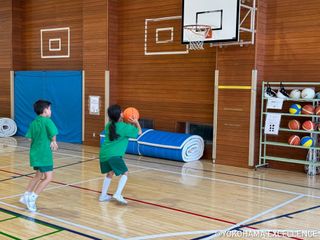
[19,100,58,212]
[99,104,142,204]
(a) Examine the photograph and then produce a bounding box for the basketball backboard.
[182,0,240,44]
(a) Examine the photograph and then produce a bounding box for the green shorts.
[33,166,53,173]
[100,157,128,176]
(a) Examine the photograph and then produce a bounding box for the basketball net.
[184,25,212,50]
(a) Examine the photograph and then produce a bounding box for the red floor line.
[0,168,303,240]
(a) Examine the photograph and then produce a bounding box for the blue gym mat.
[101,128,204,162]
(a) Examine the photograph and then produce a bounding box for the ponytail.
[107,104,121,141]
[109,120,119,141]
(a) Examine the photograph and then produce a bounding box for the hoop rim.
[183,24,212,31]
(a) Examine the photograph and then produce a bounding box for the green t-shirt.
[26,116,58,167]
[99,121,138,162]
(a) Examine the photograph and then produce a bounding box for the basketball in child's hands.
[123,107,140,122]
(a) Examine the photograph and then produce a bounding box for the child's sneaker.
[99,194,111,202]
[19,194,28,206]
[27,195,37,212]
[112,194,127,205]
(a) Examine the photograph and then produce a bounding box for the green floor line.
[0,231,21,240]
[0,216,18,222]
[0,208,101,240]
[0,208,61,231]
[29,229,63,240]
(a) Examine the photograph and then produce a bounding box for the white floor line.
[0,155,81,170]
[125,228,320,240]
[0,162,29,169]
[0,201,124,240]
[125,230,220,240]
[126,162,320,199]
[0,168,146,201]
[124,194,306,240]
[1,144,94,159]
[0,176,104,201]
[204,195,306,240]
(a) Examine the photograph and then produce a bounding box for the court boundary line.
[1,143,319,240]
[241,204,320,228]
[124,156,320,191]
[126,163,320,199]
[0,144,94,159]
[6,140,320,191]
[0,165,311,240]
[0,168,147,201]
[194,195,305,240]
[0,169,148,240]
[0,155,82,170]
[0,203,122,239]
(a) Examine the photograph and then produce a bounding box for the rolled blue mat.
[101,128,204,162]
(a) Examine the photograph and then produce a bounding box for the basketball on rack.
[288,119,300,130]
[288,135,300,146]
[315,106,320,115]
[123,107,140,122]
[300,136,314,147]
[289,104,302,114]
[302,120,314,131]
[302,104,315,115]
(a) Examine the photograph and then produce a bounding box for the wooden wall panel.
[114,0,216,131]
[0,0,12,117]
[1,0,319,170]
[108,0,120,106]
[0,0,12,69]
[255,0,320,170]
[0,70,11,117]
[12,0,22,70]
[215,46,256,167]
[216,90,252,167]
[260,0,320,82]
[20,0,82,70]
[82,1,108,145]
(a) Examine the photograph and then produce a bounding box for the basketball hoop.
[183,24,212,50]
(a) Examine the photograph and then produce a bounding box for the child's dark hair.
[108,104,121,141]
[33,100,51,115]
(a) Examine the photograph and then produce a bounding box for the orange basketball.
[288,119,300,130]
[123,107,140,122]
[288,135,300,145]
[302,104,315,115]
[315,106,320,115]
[302,120,314,131]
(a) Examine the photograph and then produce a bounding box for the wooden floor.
[0,137,319,240]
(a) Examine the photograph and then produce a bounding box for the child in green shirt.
[99,104,141,204]
[20,100,58,212]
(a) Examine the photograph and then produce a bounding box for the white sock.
[114,175,127,196]
[101,177,112,196]
[24,191,30,196]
